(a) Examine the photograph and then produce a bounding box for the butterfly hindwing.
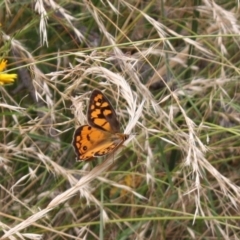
[73,125,124,160]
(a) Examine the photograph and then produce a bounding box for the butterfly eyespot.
[72,89,129,161]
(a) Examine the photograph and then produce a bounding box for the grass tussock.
[1,0,240,239]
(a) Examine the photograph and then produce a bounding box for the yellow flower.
[0,59,17,85]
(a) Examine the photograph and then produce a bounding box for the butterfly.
[73,89,129,161]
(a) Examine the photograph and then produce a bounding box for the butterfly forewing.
[87,89,120,133]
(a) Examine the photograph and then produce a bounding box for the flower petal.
[0,73,17,84]
[0,59,7,71]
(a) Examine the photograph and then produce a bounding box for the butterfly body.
[73,90,129,161]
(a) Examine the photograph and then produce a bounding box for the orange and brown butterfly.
[73,89,129,161]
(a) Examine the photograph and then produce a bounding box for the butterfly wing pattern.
[73,90,129,161]
[87,89,120,133]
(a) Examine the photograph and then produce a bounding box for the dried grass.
[1,0,240,239]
